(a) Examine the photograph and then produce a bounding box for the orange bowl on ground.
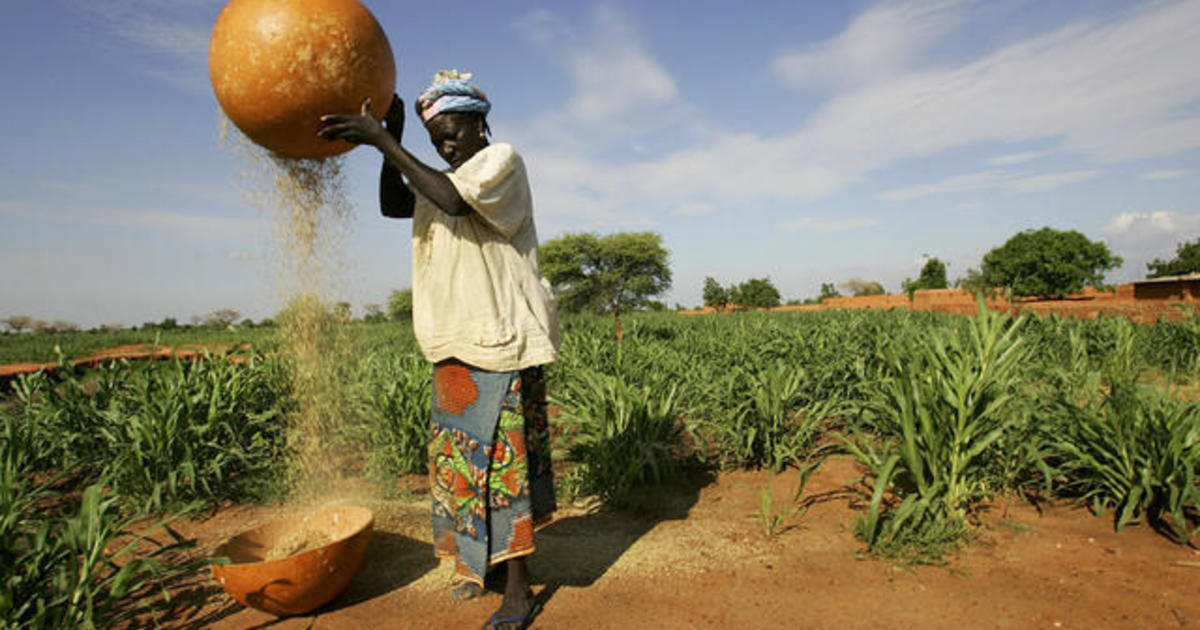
[211,505,374,616]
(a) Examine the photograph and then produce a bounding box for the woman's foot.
[482,558,537,629]
[482,595,537,630]
[452,565,508,602]
[450,581,486,602]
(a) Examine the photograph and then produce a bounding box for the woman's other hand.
[384,94,405,141]
[318,98,389,147]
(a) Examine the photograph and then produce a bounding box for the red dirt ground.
[147,458,1200,630]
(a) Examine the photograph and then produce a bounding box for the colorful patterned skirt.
[428,359,555,586]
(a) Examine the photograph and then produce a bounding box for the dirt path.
[157,459,1200,630]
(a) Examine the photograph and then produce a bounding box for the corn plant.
[843,303,1032,561]
[349,350,432,482]
[1051,382,1200,544]
[754,461,821,538]
[0,484,201,629]
[554,368,690,508]
[95,355,286,511]
[705,363,840,471]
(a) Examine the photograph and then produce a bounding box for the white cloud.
[4,202,266,241]
[882,171,1006,201]
[514,2,1200,229]
[881,169,1099,200]
[518,5,677,124]
[773,0,964,88]
[68,0,213,92]
[1007,170,1101,192]
[988,151,1046,166]
[782,216,879,233]
[675,203,716,216]
[1139,169,1190,181]
[1103,210,1200,276]
[1104,210,1200,240]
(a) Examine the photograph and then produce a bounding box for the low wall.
[682,282,1198,323]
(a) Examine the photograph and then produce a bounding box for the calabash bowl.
[211,505,373,616]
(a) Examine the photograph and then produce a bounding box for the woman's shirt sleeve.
[445,143,532,238]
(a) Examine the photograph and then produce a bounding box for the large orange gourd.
[209,0,395,159]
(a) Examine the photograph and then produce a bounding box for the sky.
[2,0,1199,327]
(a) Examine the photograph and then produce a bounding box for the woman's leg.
[487,558,534,629]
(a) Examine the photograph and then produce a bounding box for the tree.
[202,308,241,328]
[953,267,991,295]
[820,283,841,300]
[363,303,387,323]
[902,257,949,297]
[333,301,352,323]
[840,277,885,297]
[702,277,729,311]
[539,231,672,339]
[981,227,1122,298]
[387,288,413,321]
[2,315,32,333]
[32,320,78,334]
[731,277,781,308]
[1146,237,1200,278]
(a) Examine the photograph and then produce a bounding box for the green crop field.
[2,307,1199,626]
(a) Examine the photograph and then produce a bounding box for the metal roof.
[1133,272,1200,285]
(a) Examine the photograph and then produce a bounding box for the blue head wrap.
[415,70,491,123]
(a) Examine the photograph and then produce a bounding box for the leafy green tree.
[820,282,841,300]
[902,257,949,297]
[731,277,781,308]
[702,277,729,310]
[953,267,992,296]
[1146,238,1200,278]
[981,227,1122,298]
[540,232,672,338]
[362,303,387,323]
[387,288,413,321]
[840,277,885,297]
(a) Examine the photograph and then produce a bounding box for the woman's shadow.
[527,468,714,607]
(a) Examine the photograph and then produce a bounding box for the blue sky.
[2,0,1198,327]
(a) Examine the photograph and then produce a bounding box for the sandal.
[480,601,542,630]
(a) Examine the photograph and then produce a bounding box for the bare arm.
[320,98,473,217]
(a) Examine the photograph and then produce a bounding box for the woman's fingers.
[317,121,361,141]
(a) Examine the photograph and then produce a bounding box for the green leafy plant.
[555,369,690,508]
[842,304,1032,562]
[0,484,202,629]
[754,461,821,538]
[714,363,838,471]
[350,350,432,483]
[1052,382,1200,544]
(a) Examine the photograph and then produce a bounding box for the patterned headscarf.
[415,70,491,123]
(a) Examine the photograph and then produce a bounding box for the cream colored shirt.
[410,142,560,371]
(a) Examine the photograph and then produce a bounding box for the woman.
[319,70,558,630]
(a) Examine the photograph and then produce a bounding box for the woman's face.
[424,113,488,169]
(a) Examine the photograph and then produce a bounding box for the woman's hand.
[318,98,389,147]
[384,94,405,141]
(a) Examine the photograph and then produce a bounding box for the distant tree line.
[702,277,782,310]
